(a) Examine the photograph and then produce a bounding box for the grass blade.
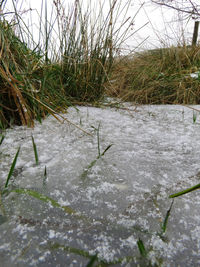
[31,135,39,165]
[0,135,5,146]
[11,188,75,215]
[43,166,47,186]
[137,238,147,257]
[4,147,20,188]
[169,183,200,198]
[47,242,91,259]
[86,254,98,267]
[161,200,174,233]
[81,142,113,179]
[100,144,113,157]
[44,165,47,177]
[48,243,130,266]
[97,123,101,157]
[193,111,197,123]
[0,190,6,216]
[81,159,98,179]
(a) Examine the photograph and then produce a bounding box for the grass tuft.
[43,165,47,187]
[137,238,147,258]
[0,18,69,129]
[86,254,98,267]
[4,146,20,188]
[161,200,174,234]
[0,135,5,146]
[81,124,113,179]
[107,45,200,104]
[31,135,39,165]
[193,111,197,123]
[11,187,76,215]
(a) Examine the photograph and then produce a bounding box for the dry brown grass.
[107,45,200,104]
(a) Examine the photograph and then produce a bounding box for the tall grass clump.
[53,0,134,102]
[0,19,42,128]
[0,17,68,129]
[108,45,200,104]
[0,0,135,128]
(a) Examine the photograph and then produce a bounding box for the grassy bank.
[107,45,200,104]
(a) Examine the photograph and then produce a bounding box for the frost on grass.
[1,104,200,266]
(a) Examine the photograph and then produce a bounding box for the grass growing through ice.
[193,111,197,123]
[134,200,174,266]
[11,188,76,215]
[86,254,98,267]
[159,201,174,237]
[47,241,136,266]
[0,135,5,146]
[137,239,147,258]
[169,183,200,198]
[43,166,47,187]
[4,146,20,188]
[81,123,113,179]
[161,200,174,234]
[31,135,39,165]
[97,123,101,157]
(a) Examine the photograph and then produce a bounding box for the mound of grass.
[58,0,113,102]
[108,45,200,104]
[0,20,41,128]
[0,0,134,128]
[0,19,68,129]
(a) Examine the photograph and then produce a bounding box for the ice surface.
[1,104,200,266]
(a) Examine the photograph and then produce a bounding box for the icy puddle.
[1,104,200,266]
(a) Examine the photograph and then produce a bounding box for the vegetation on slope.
[107,45,200,104]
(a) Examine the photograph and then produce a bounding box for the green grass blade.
[47,242,91,259]
[100,144,113,157]
[97,123,101,157]
[161,200,174,233]
[49,242,133,266]
[44,165,47,177]
[169,183,200,198]
[137,238,147,257]
[86,254,98,267]
[0,135,5,146]
[43,166,47,186]
[0,190,6,216]
[81,143,113,179]
[11,188,75,215]
[81,159,97,179]
[193,111,197,123]
[4,147,20,188]
[31,136,39,165]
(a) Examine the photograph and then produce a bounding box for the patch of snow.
[1,104,200,266]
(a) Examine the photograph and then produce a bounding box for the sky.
[2,0,198,53]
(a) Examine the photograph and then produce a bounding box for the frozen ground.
[1,103,200,266]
